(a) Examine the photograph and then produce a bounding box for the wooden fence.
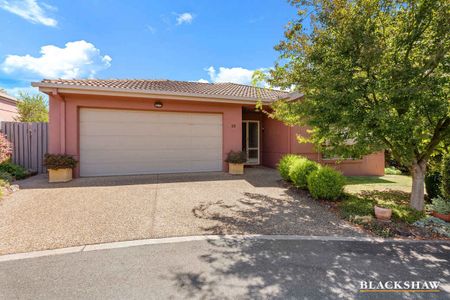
[1,122,48,173]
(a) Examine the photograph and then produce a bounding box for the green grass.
[345,176,394,185]
[340,174,424,224]
[345,175,412,194]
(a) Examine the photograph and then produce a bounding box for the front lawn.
[345,175,412,194]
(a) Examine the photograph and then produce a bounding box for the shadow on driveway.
[192,190,362,236]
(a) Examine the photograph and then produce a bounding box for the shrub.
[307,166,345,200]
[0,162,29,180]
[427,196,450,214]
[390,204,426,224]
[289,158,319,189]
[441,154,450,199]
[44,154,78,170]
[0,171,14,183]
[425,171,442,200]
[225,151,247,164]
[384,166,402,175]
[277,154,301,181]
[0,133,12,164]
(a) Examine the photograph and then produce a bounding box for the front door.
[242,121,260,165]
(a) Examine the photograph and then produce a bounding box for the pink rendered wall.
[48,94,62,154]
[0,99,18,122]
[48,93,242,177]
[262,115,385,176]
[322,152,385,176]
[261,116,290,167]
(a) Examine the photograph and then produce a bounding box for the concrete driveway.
[0,167,364,255]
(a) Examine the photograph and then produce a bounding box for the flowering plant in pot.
[225,150,247,175]
[427,196,450,222]
[44,154,78,183]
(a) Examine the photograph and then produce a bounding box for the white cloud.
[4,86,41,98]
[205,66,257,85]
[196,79,209,83]
[0,0,57,27]
[176,12,193,25]
[146,25,156,34]
[1,40,112,79]
[199,66,279,88]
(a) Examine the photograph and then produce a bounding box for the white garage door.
[79,108,223,176]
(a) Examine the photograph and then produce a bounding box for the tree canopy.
[267,0,450,210]
[15,92,49,122]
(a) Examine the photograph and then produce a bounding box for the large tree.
[15,92,49,122]
[268,0,449,210]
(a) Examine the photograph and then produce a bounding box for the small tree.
[267,0,450,210]
[15,92,48,122]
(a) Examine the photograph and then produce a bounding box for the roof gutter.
[32,82,279,105]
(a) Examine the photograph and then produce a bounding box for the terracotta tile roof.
[0,91,17,103]
[36,79,290,101]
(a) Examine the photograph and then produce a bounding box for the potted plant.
[427,196,450,222]
[225,150,247,175]
[44,154,78,183]
[374,205,392,221]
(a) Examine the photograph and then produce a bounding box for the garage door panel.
[81,110,222,125]
[190,125,222,136]
[80,109,158,123]
[80,136,222,151]
[80,108,223,176]
[81,159,222,176]
[80,122,199,137]
[189,137,222,149]
[81,148,223,164]
[81,122,222,137]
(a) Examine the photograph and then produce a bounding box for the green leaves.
[16,92,48,122]
[270,0,449,167]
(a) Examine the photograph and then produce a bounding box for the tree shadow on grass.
[358,190,411,206]
[169,238,450,299]
[192,191,363,236]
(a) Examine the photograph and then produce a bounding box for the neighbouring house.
[0,91,18,122]
[32,79,384,177]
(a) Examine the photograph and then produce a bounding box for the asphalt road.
[0,237,449,300]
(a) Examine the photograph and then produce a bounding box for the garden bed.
[304,188,449,239]
[277,154,450,240]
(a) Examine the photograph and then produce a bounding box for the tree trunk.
[410,159,427,211]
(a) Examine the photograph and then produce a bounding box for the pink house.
[33,79,384,177]
[0,91,18,122]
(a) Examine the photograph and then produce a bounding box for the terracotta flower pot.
[374,206,392,221]
[431,211,450,222]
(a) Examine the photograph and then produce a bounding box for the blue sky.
[0,0,297,96]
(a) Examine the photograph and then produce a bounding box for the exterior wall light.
[154,101,163,108]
